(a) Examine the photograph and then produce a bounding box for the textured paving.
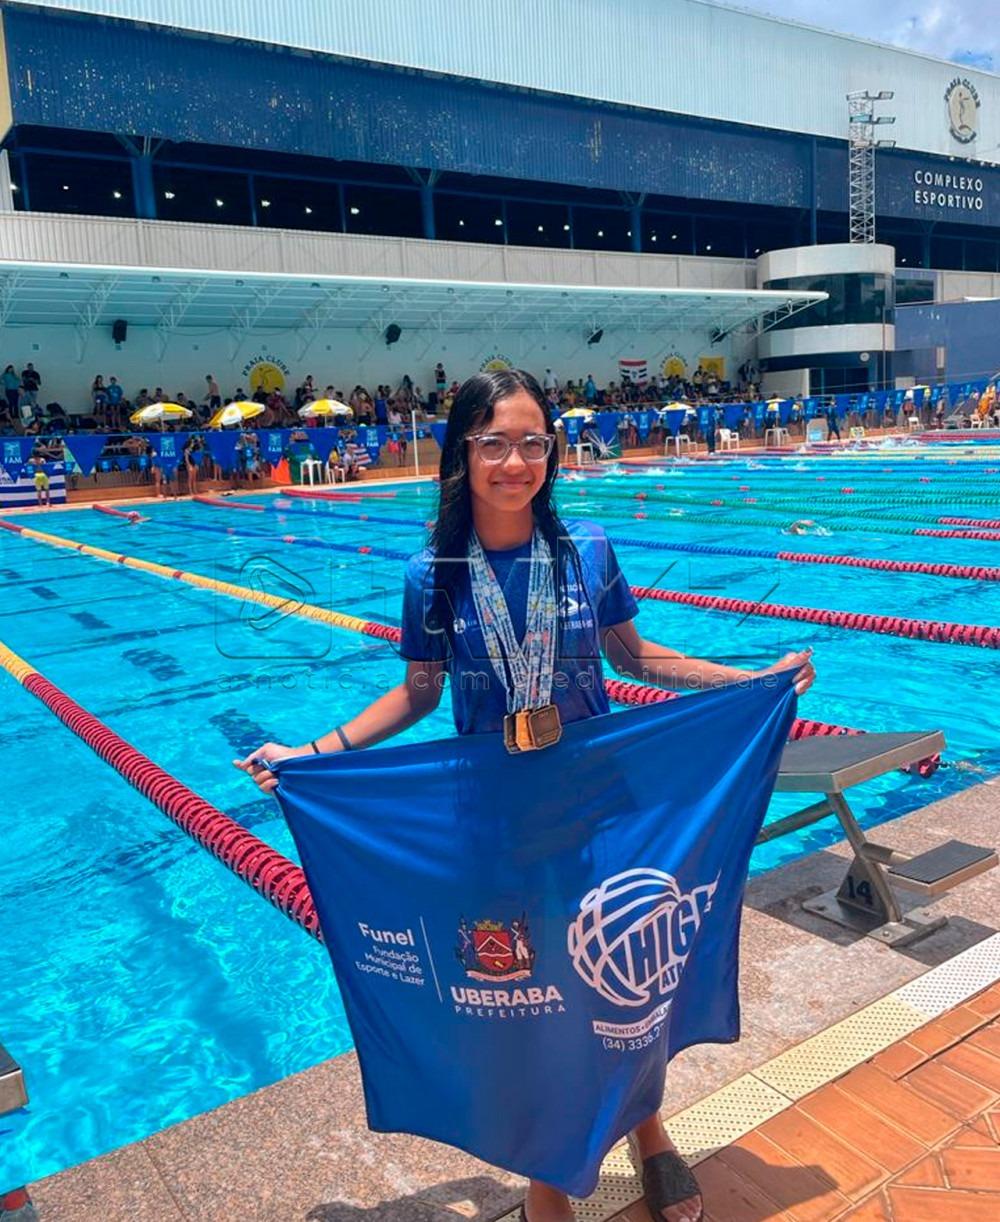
[610,983,1000,1221]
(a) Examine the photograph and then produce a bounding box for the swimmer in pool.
[786,519,831,537]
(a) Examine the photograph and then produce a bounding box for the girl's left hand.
[758,648,815,695]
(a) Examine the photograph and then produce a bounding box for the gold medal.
[503,704,563,754]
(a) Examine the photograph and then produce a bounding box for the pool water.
[1,454,998,1187]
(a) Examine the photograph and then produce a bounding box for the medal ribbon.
[468,530,557,714]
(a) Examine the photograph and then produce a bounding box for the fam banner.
[275,674,797,1196]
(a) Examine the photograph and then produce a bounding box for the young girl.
[238,370,814,1222]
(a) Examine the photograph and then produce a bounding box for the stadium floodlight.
[847,88,895,243]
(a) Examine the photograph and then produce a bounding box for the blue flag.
[205,430,241,473]
[662,408,686,437]
[62,433,109,477]
[430,422,448,449]
[722,404,745,432]
[563,416,582,445]
[149,431,188,476]
[261,429,292,463]
[275,673,797,1196]
[635,410,653,441]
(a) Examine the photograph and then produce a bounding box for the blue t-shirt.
[399,521,638,736]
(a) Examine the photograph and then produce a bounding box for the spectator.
[184,434,202,495]
[20,362,40,413]
[106,376,124,427]
[374,386,388,424]
[3,365,20,418]
[543,368,558,394]
[584,374,597,405]
[252,384,268,404]
[91,374,109,424]
[204,374,222,412]
[434,363,446,394]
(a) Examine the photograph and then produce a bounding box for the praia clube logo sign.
[241,352,290,394]
[945,77,981,144]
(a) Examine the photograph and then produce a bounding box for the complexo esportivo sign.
[912,168,985,215]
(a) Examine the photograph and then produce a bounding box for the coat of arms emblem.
[457,915,535,982]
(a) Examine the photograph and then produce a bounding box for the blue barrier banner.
[597,414,620,445]
[930,385,943,405]
[777,400,794,427]
[892,389,907,409]
[722,404,745,432]
[261,429,292,463]
[205,430,240,472]
[148,432,188,475]
[635,410,653,440]
[275,673,797,1196]
[911,388,926,408]
[430,422,448,449]
[751,402,766,428]
[696,406,714,434]
[2,436,40,474]
[803,398,818,419]
[834,394,851,418]
[663,409,687,437]
[563,417,582,445]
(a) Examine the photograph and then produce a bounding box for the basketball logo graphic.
[567,868,719,1008]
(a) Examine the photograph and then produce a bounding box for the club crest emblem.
[457,915,535,982]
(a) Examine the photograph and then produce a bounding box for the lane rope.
[0,516,940,774]
[0,636,321,940]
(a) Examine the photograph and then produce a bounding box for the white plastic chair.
[718,428,740,451]
[764,427,789,447]
[664,434,691,456]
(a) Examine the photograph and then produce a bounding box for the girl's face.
[466,390,550,516]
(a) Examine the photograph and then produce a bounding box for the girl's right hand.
[234,742,308,794]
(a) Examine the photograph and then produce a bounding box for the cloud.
[733,1,1000,69]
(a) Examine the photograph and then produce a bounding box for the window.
[764,273,895,328]
[571,205,631,252]
[643,213,691,254]
[254,176,342,232]
[505,200,572,248]
[436,193,506,243]
[24,153,133,218]
[153,165,253,226]
[343,184,422,238]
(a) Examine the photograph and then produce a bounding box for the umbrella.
[130,402,193,426]
[208,401,265,429]
[660,401,695,416]
[559,407,596,419]
[299,399,353,418]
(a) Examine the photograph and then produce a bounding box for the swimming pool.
[2,453,998,1188]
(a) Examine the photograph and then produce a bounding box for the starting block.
[762,730,997,948]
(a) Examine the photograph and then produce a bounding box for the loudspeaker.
[384,323,401,346]
[586,328,604,346]
[112,319,128,344]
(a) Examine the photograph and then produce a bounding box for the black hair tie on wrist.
[333,725,353,752]
[310,740,320,755]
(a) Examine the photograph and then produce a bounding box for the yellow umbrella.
[559,407,596,419]
[299,398,353,418]
[208,401,265,428]
[130,402,193,426]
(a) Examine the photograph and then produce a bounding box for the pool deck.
[26,773,999,1220]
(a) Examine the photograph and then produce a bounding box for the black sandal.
[641,1149,704,1221]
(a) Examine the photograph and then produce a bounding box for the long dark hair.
[430,369,580,633]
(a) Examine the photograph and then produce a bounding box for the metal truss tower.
[847,91,895,244]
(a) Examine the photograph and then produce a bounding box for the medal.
[469,531,562,755]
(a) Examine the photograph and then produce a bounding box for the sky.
[733,1,996,72]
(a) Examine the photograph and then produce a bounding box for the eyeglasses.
[467,432,554,464]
